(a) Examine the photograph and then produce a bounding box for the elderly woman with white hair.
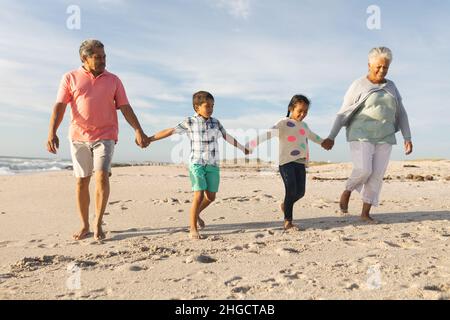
[323,47,413,223]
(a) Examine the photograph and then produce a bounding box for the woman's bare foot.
[284,220,300,231]
[94,224,106,241]
[189,229,203,240]
[340,190,351,214]
[73,227,91,240]
[197,217,205,230]
[360,215,378,224]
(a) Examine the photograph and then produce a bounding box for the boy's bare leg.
[74,176,91,240]
[197,191,216,229]
[93,171,110,240]
[340,190,351,213]
[189,191,204,239]
[361,202,377,224]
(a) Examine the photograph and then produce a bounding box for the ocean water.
[0,156,72,175]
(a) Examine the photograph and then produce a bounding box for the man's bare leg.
[93,171,110,240]
[340,190,351,214]
[189,191,204,239]
[74,176,91,240]
[197,191,216,230]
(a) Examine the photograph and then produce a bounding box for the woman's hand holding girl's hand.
[321,139,334,150]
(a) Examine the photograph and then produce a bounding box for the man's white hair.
[368,47,393,64]
[79,39,104,62]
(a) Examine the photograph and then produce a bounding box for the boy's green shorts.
[188,164,220,192]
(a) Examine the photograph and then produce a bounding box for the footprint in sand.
[278,269,305,282]
[185,254,217,264]
[380,241,402,248]
[228,245,243,251]
[261,277,280,288]
[212,217,225,221]
[276,247,300,257]
[224,276,242,287]
[230,286,251,294]
[0,241,17,248]
[128,265,146,272]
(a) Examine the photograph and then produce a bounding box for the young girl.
[247,95,332,230]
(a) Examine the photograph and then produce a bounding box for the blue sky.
[0,0,449,163]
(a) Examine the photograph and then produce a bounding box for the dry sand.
[0,160,449,300]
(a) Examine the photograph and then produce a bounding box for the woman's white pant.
[346,141,392,206]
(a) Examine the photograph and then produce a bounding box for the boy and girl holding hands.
[144,91,333,240]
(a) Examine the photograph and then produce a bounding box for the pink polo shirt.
[56,67,129,142]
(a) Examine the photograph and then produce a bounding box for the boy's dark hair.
[286,94,310,117]
[193,91,214,110]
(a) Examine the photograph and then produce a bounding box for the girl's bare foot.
[197,217,205,230]
[73,227,91,240]
[189,229,203,240]
[340,190,351,214]
[284,220,300,231]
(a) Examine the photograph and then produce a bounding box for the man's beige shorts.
[70,140,115,178]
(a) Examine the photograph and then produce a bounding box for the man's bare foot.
[340,190,351,213]
[197,217,205,230]
[360,215,378,224]
[94,224,106,241]
[284,220,300,231]
[189,229,203,240]
[73,227,91,240]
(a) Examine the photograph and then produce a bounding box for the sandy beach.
[0,160,449,300]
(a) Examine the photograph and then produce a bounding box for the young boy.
[145,91,249,239]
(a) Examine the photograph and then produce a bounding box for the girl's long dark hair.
[286,94,310,117]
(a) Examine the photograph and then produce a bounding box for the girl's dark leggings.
[279,162,306,221]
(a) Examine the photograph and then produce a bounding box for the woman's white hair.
[368,47,393,64]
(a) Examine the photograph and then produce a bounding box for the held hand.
[46,134,59,154]
[404,141,413,155]
[144,136,152,148]
[135,131,148,148]
[321,138,334,151]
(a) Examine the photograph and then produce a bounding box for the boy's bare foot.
[94,224,106,241]
[284,220,300,231]
[73,227,91,240]
[340,190,351,213]
[189,229,203,240]
[197,217,205,230]
[360,215,378,224]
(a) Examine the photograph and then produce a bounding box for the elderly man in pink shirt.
[46,39,148,241]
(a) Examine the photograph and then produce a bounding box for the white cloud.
[214,0,252,19]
